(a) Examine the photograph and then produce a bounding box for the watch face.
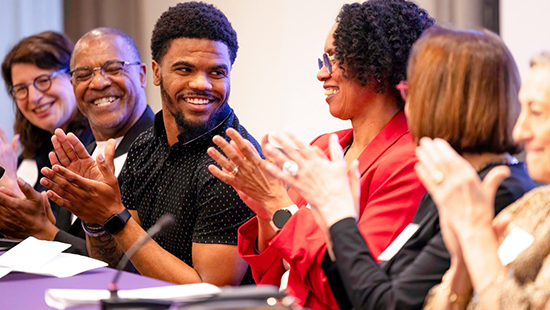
[104,209,131,235]
[104,215,125,234]
[273,209,292,229]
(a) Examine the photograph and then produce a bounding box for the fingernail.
[17,177,24,186]
[98,153,105,162]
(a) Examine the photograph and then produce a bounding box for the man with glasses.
[0,28,155,254]
[69,27,153,156]
[52,27,155,249]
[41,2,258,286]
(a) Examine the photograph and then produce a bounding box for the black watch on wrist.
[103,208,132,235]
[272,208,293,229]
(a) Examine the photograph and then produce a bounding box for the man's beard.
[160,77,228,142]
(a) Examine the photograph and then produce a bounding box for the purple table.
[0,262,171,309]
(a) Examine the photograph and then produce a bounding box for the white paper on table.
[498,226,535,266]
[377,223,420,261]
[45,283,222,310]
[0,266,11,278]
[0,237,69,271]
[22,253,107,278]
[0,237,106,279]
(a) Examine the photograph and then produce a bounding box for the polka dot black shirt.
[119,107,259,283]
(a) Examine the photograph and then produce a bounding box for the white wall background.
[135,0,479,143]
[501,0,550,80]
[138,0,352,143]
[1,0,548,144]
[0,0,63,139]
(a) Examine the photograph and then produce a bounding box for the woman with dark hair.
[206,1,433,309]
[262,27,536,309]
[0,31,93,243]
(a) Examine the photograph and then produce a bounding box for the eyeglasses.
[318,53,336,74]
[70,60,141,85]
[10,68,69,101]
[396,80,408,101]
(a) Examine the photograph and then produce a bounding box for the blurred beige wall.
[137,0,351,142]
[1,0,505,143]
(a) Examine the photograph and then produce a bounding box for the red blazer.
[238,111,426,310]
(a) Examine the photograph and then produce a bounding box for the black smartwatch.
[272,205,299,229]
[103,208,132,235]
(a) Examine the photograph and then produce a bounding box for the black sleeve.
[323,175,526,310]
[325,216,449,310]
[321,251,354,310]
[54,230,87,256]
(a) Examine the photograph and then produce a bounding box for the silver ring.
[229,166,239,175]
[432,170,445,185]
[283,161,299,177]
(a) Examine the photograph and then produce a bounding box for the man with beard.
[40,2,259,285]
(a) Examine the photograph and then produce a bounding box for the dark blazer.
[321,163,536,310]
[54,106,155,255]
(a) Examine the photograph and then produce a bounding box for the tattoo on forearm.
[88,233,124,268]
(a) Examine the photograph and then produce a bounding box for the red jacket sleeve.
[237,123,425,309]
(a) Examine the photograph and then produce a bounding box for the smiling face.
[11,63,77,133]
[514,65,550,183]
[152,37,231,141]
[316,24,374,121]
[71,34,146,140]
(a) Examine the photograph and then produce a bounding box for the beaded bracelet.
[81,221,106,237]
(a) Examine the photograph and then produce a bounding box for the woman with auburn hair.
[0,31,93,247]
[416,51,550,309]
[260,27,536,310]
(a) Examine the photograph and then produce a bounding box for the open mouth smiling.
[33,102,54,113]
[92,96,117,106]
[184,98,212,105]
[324,87,339,96]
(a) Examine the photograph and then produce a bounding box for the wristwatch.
[272,205,299,229]
[103,208,132,235]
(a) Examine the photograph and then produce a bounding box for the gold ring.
[229,166,239,175]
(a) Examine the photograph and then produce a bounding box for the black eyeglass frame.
[70,60,141,85]
[10,67,69,101]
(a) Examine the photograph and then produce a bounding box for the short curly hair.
[333,0,434,108]
[151,1,238,64]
